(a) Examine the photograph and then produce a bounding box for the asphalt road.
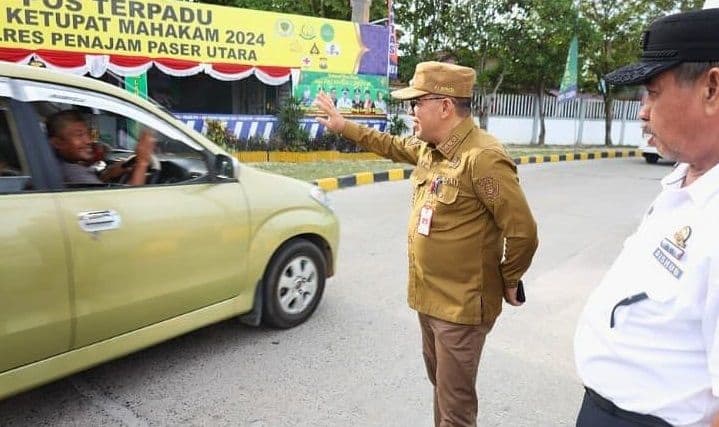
[0,158,671,427]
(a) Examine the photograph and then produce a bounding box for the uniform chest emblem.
[673,226,692,249]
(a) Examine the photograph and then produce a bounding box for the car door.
[12,79,251,348]
[0,94,72,373]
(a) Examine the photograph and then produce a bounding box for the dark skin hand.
[99,128,156,186]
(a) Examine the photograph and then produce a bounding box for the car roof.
[0,62,223,155]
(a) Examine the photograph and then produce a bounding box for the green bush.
[239,135,268,151]
[204,109,387,153]
[204,119,240,152]
[388,114,409,136]
[276,96,309,151]
[307,132,366,152]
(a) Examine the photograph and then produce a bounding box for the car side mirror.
[214,154,238,180]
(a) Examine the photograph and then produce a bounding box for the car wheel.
[644,154,659,164]
[262,239,326,329]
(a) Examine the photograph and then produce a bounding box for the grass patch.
[248,160,405,182]
[247,145,637,182]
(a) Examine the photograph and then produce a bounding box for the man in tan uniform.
[315,61,538,426]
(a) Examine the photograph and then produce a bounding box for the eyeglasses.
[410,96,447,110]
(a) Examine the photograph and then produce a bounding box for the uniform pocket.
[410,168,428,207]
[410,167,428,186]
[436,183,459,204]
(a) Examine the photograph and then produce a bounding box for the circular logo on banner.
[275,19,294,37]
[320,24,335,42]
[300,25,317,40]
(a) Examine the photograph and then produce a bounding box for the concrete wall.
[392,114,643,146]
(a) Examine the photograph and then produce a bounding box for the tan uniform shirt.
[343,118,538,325]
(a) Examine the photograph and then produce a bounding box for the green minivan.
[0,63,339,399]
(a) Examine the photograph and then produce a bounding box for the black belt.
[584,387,673,427]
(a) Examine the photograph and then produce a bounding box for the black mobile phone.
[516,280,526,303]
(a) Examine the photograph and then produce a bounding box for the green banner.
[125,74,148,99]
[295,71,388,116]
[558,36,578,103]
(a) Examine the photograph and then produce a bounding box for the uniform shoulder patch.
[478,176,500,202]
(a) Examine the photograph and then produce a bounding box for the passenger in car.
[47,110,156,186]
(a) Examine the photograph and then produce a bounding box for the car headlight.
[310,186,332,210]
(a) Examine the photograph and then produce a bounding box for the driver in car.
[47,110,156,186]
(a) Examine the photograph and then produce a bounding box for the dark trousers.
[576,388,672,427]
[419,313,494,427]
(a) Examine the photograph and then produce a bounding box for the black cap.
[605,8,719,86]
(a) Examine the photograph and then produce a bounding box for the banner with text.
[294,71,389,117]
[387,0,398,80]
[0,0,387,74]
[558,35,579,103]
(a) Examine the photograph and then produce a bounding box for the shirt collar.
[661,162,719,206]
[435,117,475,159]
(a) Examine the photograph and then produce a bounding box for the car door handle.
[77,210,121,233]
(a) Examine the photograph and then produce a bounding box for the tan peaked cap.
[390,61,476,100]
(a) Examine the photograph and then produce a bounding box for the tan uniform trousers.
[419,313,495,427]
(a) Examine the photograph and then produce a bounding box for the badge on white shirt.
[417,205,433,236]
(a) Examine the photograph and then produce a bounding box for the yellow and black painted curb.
[312,149,641,192]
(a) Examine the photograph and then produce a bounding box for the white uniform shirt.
[575,162,719,426]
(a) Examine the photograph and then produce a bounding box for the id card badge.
[417,205,433,236]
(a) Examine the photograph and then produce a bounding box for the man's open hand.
[135,128,157,165]
[314,92,347,134]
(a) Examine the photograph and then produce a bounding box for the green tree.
[394,0,519,129]
[498,0,577,145]
[580,0,703,146]
[275,96,309,151]
[443,1,524,130]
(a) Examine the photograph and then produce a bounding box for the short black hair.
[46,110,86,138]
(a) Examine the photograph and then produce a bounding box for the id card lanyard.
[417,177,443,236]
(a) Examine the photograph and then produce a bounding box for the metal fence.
[475,93,641,121]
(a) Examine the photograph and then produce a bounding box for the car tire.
[262,239,326,329]
[644,154,659,164]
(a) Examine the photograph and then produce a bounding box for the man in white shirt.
[574,8,719,427]
[336,88,353,111]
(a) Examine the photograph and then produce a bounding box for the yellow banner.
[0,0,365,73]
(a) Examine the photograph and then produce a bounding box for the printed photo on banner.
[295,71,389,117]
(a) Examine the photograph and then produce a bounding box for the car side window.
[14,80,209,189]
[0,104,31,193]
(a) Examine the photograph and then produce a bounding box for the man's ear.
[704,68,719,115]
[441,98,452,118]
[49,136,61,150]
